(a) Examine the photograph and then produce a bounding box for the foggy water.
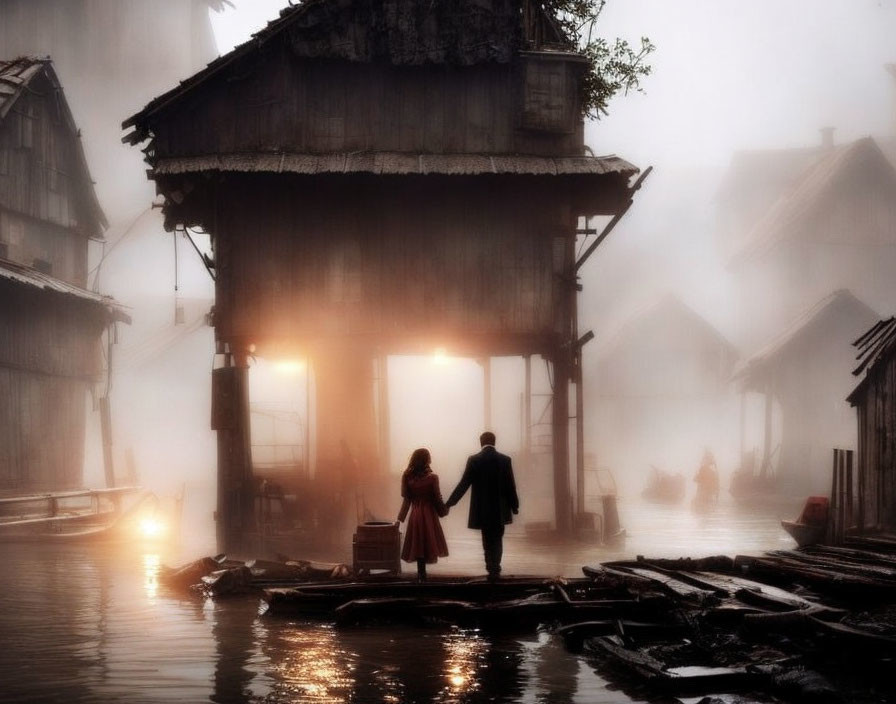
[0,498,799,703]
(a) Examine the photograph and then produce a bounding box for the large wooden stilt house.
[124,0,642,551]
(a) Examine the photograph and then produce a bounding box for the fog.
[3,0,895,551]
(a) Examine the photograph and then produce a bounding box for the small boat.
[642,466,685,504]
[781,496,829,547]
[780,520,825,548]
[0,487,178,544]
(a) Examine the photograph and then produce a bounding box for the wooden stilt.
[552,351,572,534]
[846,450,854,532]
[760,390,773,478]
[524,354,532,468]
[575,348,585,518]
[483,357,492,430]
[212,344,254,554]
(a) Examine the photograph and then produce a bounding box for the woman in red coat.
[396,448,449,581]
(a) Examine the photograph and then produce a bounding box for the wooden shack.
[737,290,877,496]
[124,0,641,550]
[592,295,738,487]
[0,58,124,491]
[847,317,896,532]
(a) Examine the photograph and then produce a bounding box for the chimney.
[820,126,835,150]
[888,64,896,137]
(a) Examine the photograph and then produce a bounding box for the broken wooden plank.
[556,620,688,651]
[585,636,756,695]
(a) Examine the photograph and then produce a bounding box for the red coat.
[398,469,449,563]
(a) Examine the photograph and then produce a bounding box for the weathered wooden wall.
[209,174,575,353]
[0,282,104,491]
[0,72,89,285]
[153,50,585,158]
[855,359,896,531]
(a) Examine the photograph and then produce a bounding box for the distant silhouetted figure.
[446,432,519,581]
[396,448,449,581]
[694,448,720,504]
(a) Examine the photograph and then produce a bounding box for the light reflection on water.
[0,498,800,703]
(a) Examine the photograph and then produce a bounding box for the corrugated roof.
[737,289,877,384]
[0,57,108,236]
[152,151,637,178]
[731,138,896,266]
[847,316,896,404]
[0,257,129,322]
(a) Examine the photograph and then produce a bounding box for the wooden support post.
[828,448,839,545]
[482,357,492,430]
[857,412,865,532]
[838,450,846,545]
[846,449,854,531]
[574,348,585,518]
[524,354,532,466]
[304,356,312,478]
[99,396,115,488]
[760,390,773,478]
[376,354,390,475]
[552,351,572,534]
[212,345,254,555]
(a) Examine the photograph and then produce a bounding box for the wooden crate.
[352,521,401,575]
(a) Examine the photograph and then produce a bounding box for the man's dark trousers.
[481,524,504,576]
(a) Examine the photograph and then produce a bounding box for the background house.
[591,295,739,493]
[737,289,877,496]
[0,58,124,491]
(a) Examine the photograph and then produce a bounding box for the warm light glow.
[432,347,452,365]
[143,553,160,600]
[443,631,483,696]
[138,517,166,539]
[273,359,306,375]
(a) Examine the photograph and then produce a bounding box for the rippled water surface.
[0,495,801,703]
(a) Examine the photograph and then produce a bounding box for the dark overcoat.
[446,446,519,529]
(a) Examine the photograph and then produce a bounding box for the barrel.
[352,521,401,575]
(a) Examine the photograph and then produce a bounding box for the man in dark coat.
[445,431,519,580]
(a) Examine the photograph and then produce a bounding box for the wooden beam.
[574,166,652,273]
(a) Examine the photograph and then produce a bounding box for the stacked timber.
[573,554,896,703]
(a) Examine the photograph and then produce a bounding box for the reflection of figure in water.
[694,448,720,504]
[446,431,520,581]
[396,448,449,582]
[210,599,260,704]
